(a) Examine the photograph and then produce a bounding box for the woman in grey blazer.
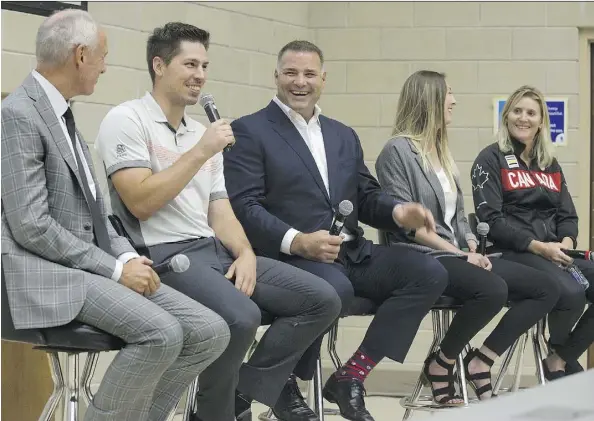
[375,71,560,405]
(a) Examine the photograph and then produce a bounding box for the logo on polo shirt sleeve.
[116,144,127,159]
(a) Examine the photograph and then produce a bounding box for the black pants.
[501,252,594,362]
[437,256,559,358]
[149,237,341,421]
[283,242,449,379]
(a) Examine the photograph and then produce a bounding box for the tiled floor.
[173,396,440,421]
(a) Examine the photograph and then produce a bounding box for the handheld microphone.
[562,249,594,261]
[153,254,190,275]
[476,222,490,256]
[199,93,232,153]
[329,200,354,236]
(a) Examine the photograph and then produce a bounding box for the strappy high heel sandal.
[464,348,494,400]
[421,351,465,407]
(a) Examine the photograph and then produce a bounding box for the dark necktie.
[63,107,113,255]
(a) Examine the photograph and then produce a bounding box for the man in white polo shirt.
[95,22,341,421]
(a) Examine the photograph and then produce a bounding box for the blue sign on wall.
[494,98,568,146]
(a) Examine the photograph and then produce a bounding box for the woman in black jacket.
[472,85,594,381]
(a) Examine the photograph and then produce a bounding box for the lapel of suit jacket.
[320,115,341,205]
[24,74,84,189]
[409,140,446,215]
[267,102,332,205]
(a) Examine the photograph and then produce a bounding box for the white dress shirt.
[32,71,138,280]
[272,96,354,255]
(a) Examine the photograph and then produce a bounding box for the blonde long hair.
[392,70,457,186]
[496,85,555,169]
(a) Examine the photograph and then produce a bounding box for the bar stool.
[1,269,128,421]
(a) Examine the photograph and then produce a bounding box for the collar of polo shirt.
[141,92,197,134]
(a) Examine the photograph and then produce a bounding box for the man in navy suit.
[224,41,449,421]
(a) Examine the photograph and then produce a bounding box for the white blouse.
[435,168,458,246]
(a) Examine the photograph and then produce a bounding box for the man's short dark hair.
[147,22,210,84]
[277,40,324,67]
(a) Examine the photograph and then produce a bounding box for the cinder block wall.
[310,1,593,387]
[2,1,591,396]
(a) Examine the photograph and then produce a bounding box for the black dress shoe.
[322,375,375,421]
[236,391,253,421]
[272,375,319,421]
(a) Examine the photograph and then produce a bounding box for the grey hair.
[35,9,99,66]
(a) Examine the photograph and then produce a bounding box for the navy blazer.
[225,101,401,262]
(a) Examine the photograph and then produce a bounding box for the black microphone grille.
[338,200,354,217]
[477,222,490,236]
[198,93,215,107]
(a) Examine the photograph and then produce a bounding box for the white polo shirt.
[95,92,227,247]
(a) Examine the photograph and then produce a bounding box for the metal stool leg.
[510,331,528,392]
[181,377,199,421]
[439,310,468,406]
[327,322,341,369]
[80,352,99,407]
[444,310,468,406]
[39,352,65,421]
[322,323,342,417]
[313,358,325,421]
[402,309,443,420]
[492,334,522,395]
[63,353,80,421]
[532,322,546,385]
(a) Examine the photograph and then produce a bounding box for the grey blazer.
[375,136,477,251]
[1,74,135,330]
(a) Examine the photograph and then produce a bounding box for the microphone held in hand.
[329,200,354,236]
[562,249,594,261]
[199,93,232,153]
[153,254,190,275]
[476,222,490,256]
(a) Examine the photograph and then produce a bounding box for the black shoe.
[236,391,253,421]
[272,375,319,421]
[547,340,584,377]
[322,374,375,421]
[565,359,584,376]
[542,359,566,381]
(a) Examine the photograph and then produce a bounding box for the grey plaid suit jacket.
[1,74,136,330]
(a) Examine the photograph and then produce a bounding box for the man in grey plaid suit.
[1,10,230,421]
